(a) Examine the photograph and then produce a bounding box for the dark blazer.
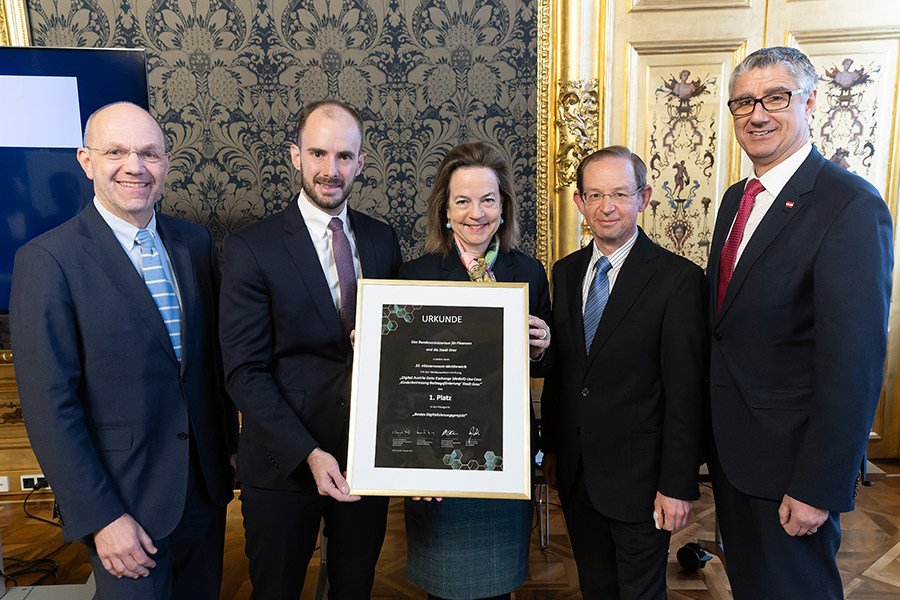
[399,248,551,377]
[542,228,708,523]
[219,203,401,490]
[708,147,893,513]
[10,202,237,543]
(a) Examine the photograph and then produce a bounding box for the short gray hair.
[729,47,818,98]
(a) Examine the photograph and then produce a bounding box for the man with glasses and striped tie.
[707,46,893,600]
[10,102,238,600]
[541,146,707,599]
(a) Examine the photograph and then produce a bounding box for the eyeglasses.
[85,147,169,164]
[727,89,805,116]
[581,186,645,206]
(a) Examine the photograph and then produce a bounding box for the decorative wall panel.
[792,30,900,205]
[642,64,719,264]
[24,0,538,261]
[626,43,742,268]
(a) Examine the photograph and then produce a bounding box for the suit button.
[181,373,188,382]
[714,333,722,341]
[177,432,188,440]
[337,399,346,407]
[581,388,589,397]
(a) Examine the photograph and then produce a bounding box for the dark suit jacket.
[10,202,237,543]
[708,147,893,513]
[220,203,401,490]
[542,228,708,523]
[399,249,553,379]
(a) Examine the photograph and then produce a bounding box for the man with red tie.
[707,47,893,599]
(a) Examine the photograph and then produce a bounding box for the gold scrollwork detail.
[535,0,553,270]
[555,79,600,190]
[0,12,9,45]
[1,0,32,46]
[0,350,12,363]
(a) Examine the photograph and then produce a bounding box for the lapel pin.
[785,201,795,209]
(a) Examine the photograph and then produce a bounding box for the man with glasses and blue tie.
[541,145,707,599]
[10,102,237,600]
[707,47,893,599]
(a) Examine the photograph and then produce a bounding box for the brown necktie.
[328,217,357,338]
[717,179,765,312]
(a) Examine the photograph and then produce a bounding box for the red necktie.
[717,179,764,312]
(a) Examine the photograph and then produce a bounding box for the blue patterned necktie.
[135,229,181,361]
[328,217,357,338]
[583,255,612,354]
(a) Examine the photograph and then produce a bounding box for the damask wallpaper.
[25,0,538,260]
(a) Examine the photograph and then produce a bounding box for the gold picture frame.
[0,0,30,46]
[347,279,531,499]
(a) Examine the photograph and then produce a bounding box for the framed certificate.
[347,279,531,499]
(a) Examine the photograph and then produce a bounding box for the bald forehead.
[84,103,165,148]
[301,106,363,147]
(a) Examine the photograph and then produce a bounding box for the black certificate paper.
[375,304,503,471]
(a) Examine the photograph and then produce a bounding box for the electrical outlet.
[0,476,8,492]
[20,474,49,491]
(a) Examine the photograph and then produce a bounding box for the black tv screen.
[0,46,149,313]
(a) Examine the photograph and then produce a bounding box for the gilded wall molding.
[555,79,600,190]
[538,0,608,268]
[789,26,900,44]
[630,0,750,11]
[0,0,31,45]
[535,0,553,271]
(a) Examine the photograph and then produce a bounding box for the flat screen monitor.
[0,46,149,313]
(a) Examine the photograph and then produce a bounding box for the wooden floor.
[5,461,900,598]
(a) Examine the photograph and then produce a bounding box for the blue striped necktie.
[135,229,181,361]
[583,255,612,354]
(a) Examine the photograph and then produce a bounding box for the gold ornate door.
[537,0,900,457]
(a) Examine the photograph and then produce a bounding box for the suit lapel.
[437,251,470,281]
[565,245,594,358]
[282,207,345,347]
[349,210,379,280]
[78,204,180,365]
[708,183,743,301]
[157,216,194,370]
[585,230,657,369]
[716,149,822,320]
[490,251,516,282]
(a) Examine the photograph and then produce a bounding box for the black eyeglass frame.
[727,89,806,117]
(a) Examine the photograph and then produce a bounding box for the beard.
[300,167,353,212]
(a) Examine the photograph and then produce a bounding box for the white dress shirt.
[296,191,361,313]
[581,228,639,314]
[730,141,812,265]
[93,197,183,309]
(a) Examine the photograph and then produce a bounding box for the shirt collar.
[93,196,158,251]
[297,190,350,239]
[591,227,639,272]
[755,141,812,198]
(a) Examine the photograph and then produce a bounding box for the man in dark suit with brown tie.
[707,46,893,600]
[219,99,402,599]
[541,146,707,599]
